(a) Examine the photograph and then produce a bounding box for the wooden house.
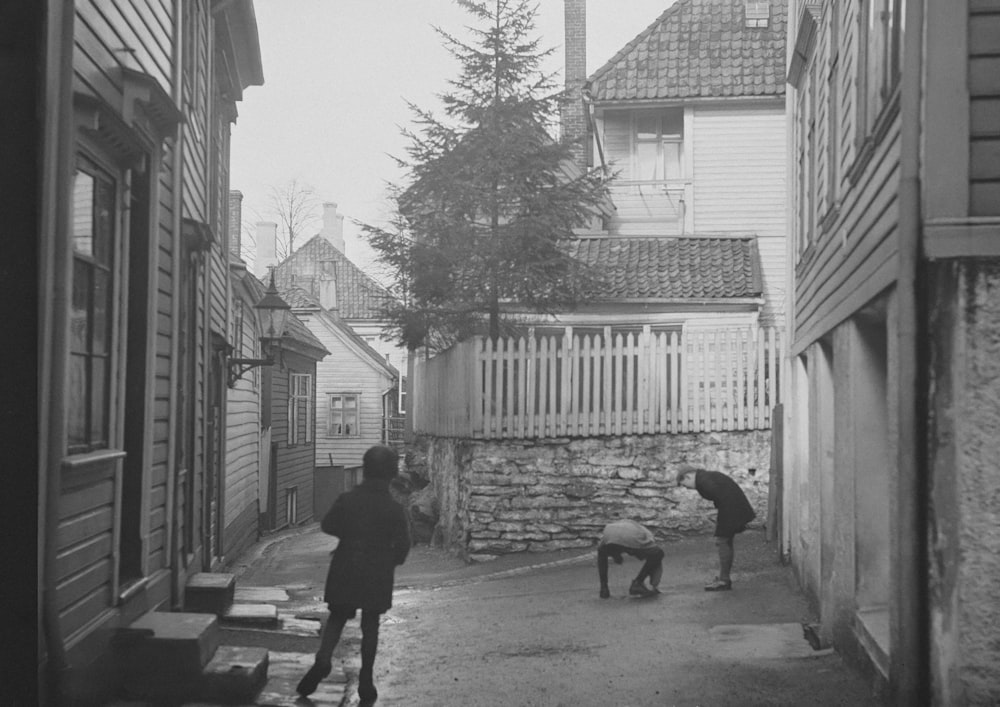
[556,0,788,334]
[257,204,410,427]
[36,1,263,702]
[783,0,1000,702]
[279,286,400,513]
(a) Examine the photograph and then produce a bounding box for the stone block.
[184,573,236,615]
[200,645,268,704]
[221,603,279,629]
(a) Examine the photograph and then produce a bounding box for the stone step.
[221,602,280,628]
[185,572,237,615]
[200,645,269,704]
[116,612,220,703]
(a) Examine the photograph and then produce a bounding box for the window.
[328,393,360,437]
[399,376,407,414]
[68,156,118,453]
[634,110,683,182]
[859,0,904,136]
[288,373,313,445]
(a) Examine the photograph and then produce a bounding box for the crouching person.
[597,519,664,598]
[297,445,411,704]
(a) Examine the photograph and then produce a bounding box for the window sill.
[62,449,126,490]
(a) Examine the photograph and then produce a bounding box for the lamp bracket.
[227,356,273,387]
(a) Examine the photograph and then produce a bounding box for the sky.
[230,0,675,276]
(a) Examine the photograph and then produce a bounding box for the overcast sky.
[230,0,674,275]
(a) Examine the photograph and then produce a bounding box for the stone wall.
[408,432,772,561]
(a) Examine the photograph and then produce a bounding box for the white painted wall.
[692,103,787,324]
[297,312,397,468]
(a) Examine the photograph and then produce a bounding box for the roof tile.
[586,0,787,102]
[562,236,762,300]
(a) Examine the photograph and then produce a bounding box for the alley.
[230,525,879,707]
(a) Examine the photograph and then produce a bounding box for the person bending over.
[597,519,665,599]
[676,465,755,591]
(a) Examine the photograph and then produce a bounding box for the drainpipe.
[893,0,929,702]
[41,1,76,702]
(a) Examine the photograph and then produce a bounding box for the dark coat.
[694,470,756,537]
[322,478,411,612]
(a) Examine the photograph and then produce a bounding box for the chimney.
[228,190,244,259]
[320,202,346,253]
[255,221,278,279]
[562,0,588,170]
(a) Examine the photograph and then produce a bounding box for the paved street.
[221,524,880,707]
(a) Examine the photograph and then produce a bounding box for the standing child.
[297,446,411,704]
[676,465,756,591]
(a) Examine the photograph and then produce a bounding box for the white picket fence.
[411,325,784,439]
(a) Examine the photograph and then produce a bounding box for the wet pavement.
[217,523,881,707]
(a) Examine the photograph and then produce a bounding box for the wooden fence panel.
[412,325,785,439]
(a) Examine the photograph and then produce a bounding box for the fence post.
[561,327,572,437]
[603,326,612,435]
[527,328,536,438]
[670,331,680,433]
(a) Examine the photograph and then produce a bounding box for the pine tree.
[363,0,611,350]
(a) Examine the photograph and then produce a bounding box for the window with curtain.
[634,110,684,182]
[68,156,118,453]
[327,393,360,437]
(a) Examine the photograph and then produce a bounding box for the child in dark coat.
[297,446,411,703]
[676,465,756,591]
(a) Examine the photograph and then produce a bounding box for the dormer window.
[745,1,770,28]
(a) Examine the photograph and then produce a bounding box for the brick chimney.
[255,221,278,279]
[228,190,243,259]
[562,0,588,170]
[320,202,345,253]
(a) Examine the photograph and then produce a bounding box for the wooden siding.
[224,288,261,553]
[790,0,901,354]
[969,5,1000,215]
[273,352,319,527]
[298,313,396,468]
[181,1,209,224]
[56,465,117,642]
[691,103,787,324]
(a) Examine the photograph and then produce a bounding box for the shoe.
[629,581,656,597]
[296,658,332,697]
[599,587,610,599]
[704,578,732,592]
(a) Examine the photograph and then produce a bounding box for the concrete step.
[200,645,269,704]
[221,602,280,629]
[116,612,220,703]
[185,572,237,615]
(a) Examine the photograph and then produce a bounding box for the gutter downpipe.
[41,1,75,703]
[893,0,929,703]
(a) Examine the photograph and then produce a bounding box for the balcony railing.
[607,179,691,234]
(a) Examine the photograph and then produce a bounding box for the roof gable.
[273,235,393,320]
[563,236,763,300]
[586,0,787,102]
[302,307,399,380]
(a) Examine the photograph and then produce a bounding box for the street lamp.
[227,270,292,387]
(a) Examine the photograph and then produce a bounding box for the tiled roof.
[273,236,393,320]
[285,313,328,354]
[586,0,787,102]
[281,285,322,310]
[562,236,762,300]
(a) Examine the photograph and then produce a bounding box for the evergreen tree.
[363,0,611,350]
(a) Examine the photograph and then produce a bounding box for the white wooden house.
[281,287,399,474]
[556,0,787,333]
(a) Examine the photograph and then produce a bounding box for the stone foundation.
[408,432,772,561]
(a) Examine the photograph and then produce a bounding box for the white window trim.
[327,391,362,438]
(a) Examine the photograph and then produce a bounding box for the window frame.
[631,109,685,183]
[288,372,313,446]
[327,392,361,438]
[68,151,123,455]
